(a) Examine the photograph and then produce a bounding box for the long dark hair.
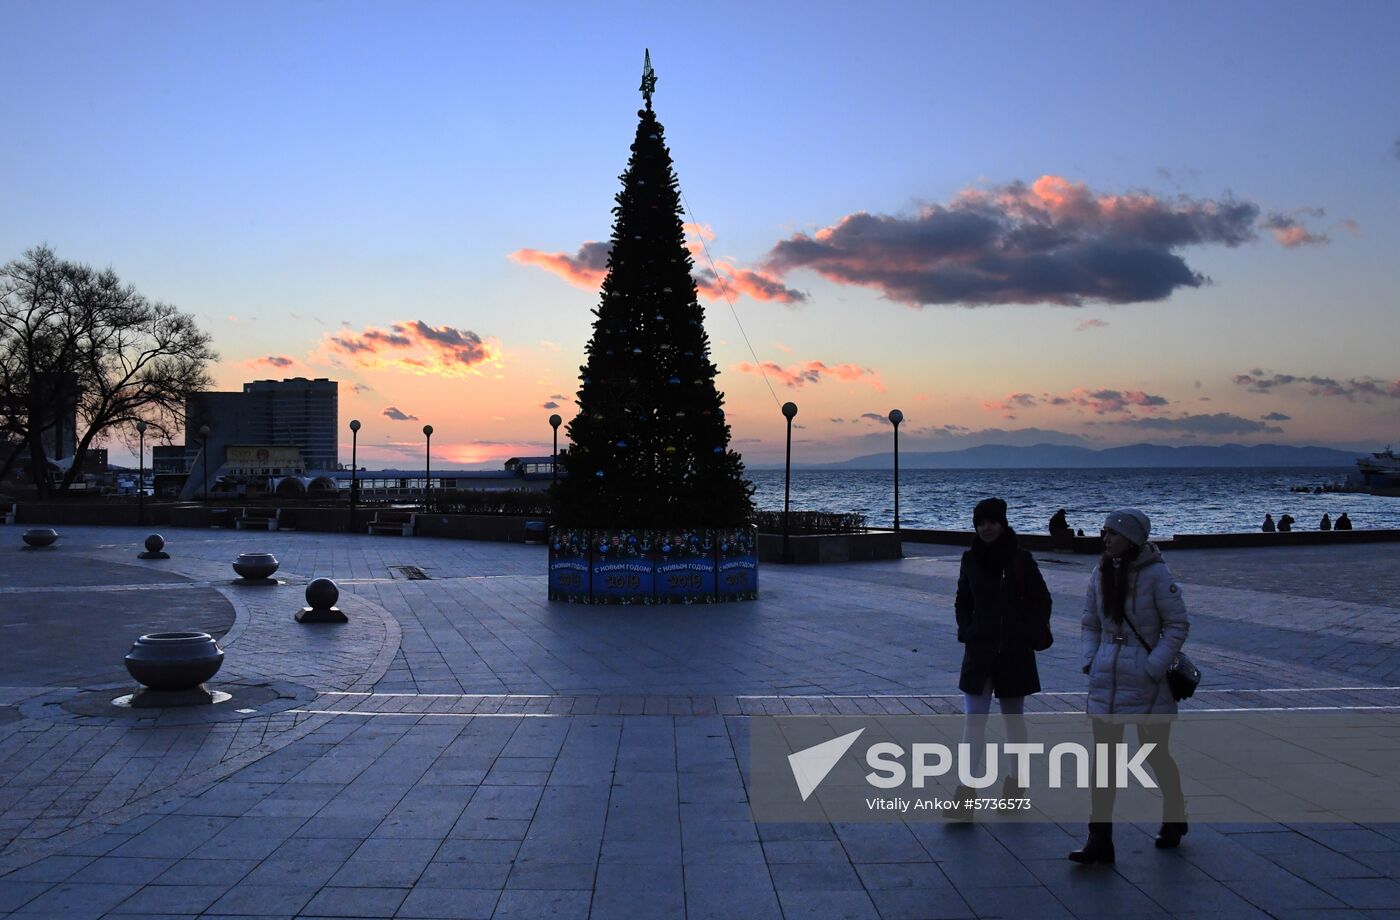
[1100,543,1142,620]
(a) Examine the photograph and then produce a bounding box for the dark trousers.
[1089,718,1185,825]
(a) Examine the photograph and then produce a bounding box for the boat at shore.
[1327,446,1400,496]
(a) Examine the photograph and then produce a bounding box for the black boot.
[1068,822,1115,864]
[1155,821,1188,849]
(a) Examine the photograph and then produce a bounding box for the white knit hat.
[1102,508,1151,546]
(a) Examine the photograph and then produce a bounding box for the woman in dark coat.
[954,497,1053,802]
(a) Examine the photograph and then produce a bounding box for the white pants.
[961,677,1027,782]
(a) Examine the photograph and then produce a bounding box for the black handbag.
[1122,614,1200,701]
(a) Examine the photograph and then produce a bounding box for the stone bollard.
[21,528,58,548]
[138,533,170,559]
[297,577,347,623]
[232,552,280,583]
[123,631,224,707]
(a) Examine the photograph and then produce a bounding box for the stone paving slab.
[0,525,1397,918]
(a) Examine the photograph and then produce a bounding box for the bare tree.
[0,245,217,495]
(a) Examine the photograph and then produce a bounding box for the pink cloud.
[767,175,1331,306]
[732,359,884,392]
[1233,370,1400,402]
[322,321,501,380]
[980,386,1171,418]
[511,227,806,304]
[509,242,611,289]
[1075,318,1110,332]
[1263,210,1330,248]
[248,355,295,369]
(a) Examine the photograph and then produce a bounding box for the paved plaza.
[1,525,1399,919]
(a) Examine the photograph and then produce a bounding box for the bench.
[368,510,416,536]
[235,507,279,531]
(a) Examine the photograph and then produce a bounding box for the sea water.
[744,467,1399,535]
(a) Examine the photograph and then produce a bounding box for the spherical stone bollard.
[138,533,170,559]
[21,528,58,548]
[124,631,224,707]
[232,552,279,582]
[297,576,347,623]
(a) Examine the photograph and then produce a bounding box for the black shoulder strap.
[1122,611,1154,652]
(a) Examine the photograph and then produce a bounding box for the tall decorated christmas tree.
[554,53,754,530]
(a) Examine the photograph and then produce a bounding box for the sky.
[3,0,1399,468]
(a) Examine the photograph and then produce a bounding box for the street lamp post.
[136,420,147,526]
[422,424,433,511]
[349,419,361,534]
[888,409,904,532]
[199,424,211,504]
[549,414,562,486]
[782,402,798,564]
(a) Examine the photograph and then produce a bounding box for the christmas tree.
[555,53,754,529]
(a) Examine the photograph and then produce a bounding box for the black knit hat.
[973,497,1008,527]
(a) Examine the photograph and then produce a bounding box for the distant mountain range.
[812,443,1363,470]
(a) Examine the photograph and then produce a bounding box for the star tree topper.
[640,48,657,109]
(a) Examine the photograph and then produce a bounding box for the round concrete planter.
[22,528,58,548]
[124,631,224,691]
[232,552,279,580]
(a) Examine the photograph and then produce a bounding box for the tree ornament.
[595,470,606,477]
[665,445,677,454]
[668,376,681,385]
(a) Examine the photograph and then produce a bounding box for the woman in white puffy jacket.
[1069,508,1190,865]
